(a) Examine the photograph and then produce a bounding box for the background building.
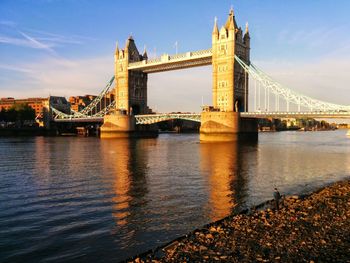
[0,97,47,116]
[69,92,114,113]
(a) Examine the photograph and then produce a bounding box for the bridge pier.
[199,111,257,142]
[100,112,158,138]
[100,112,135,138]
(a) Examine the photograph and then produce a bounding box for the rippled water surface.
[1,130,350,262]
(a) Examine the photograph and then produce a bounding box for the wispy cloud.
[25,28,95,45]
[0,22,90,54]
[0,64,34,73]
[18,31,56,53]
[0,56,114,98]
[277,25,347,50]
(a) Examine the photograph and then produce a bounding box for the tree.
[0,104,35,126]
[14,104,35,121]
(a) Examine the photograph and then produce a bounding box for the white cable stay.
[235,55,350,112]
[51,100,116,119]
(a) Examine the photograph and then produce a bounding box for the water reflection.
[200,141,250,221]
[100,139,150,226]
[1,132,350,262]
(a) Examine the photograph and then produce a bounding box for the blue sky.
[1,0,350,112]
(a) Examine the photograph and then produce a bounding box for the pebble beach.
[128,179,350,262]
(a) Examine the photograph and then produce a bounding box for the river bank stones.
[129,179,350,262]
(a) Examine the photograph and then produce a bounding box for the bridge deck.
[53,111,350,124]
[241,112,350,119]
[128,49,212,73]
[53,117,104,123]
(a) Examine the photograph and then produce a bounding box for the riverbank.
[128,179,350,262]
[0,127,46,136]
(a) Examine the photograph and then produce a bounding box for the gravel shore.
[128,179,350,262]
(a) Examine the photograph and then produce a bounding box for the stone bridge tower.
[212,8,250,112]
[101,37,154,138]
[200,8,256,141]
[114,36,148,115]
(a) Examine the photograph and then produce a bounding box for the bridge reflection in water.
[201,142,241,220]
[99,137,253,228]
[100,139,150,228]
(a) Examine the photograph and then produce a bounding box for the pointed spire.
[225,6,238,30]
[225,6,234,29]
[229,14,234,30]
[115,41,119,54]
[143,45,148,59]
[230,5,234,16]
[212,16,219,34]
[245,22,249,34]
[125,38,129,48]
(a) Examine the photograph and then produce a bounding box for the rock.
[209,226,216,232]
[206,233,214,240]
[199,245,208,251]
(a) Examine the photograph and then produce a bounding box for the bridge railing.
[146,58,162,64]
[191,48,212,57]
[169,53,188,60]
[135,113,201,125]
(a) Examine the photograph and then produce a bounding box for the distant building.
[69,92,114,113]
[0,97,47,116]
[69,95,96,112]
[0,97,15,111]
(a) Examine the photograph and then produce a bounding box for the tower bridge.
[50,7,350,141]
[100,7,254,141]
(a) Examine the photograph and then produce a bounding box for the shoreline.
[124,178,350,262]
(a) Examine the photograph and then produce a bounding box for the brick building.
[0,97,47,116]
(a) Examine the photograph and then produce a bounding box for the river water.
[1,130,349,262]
